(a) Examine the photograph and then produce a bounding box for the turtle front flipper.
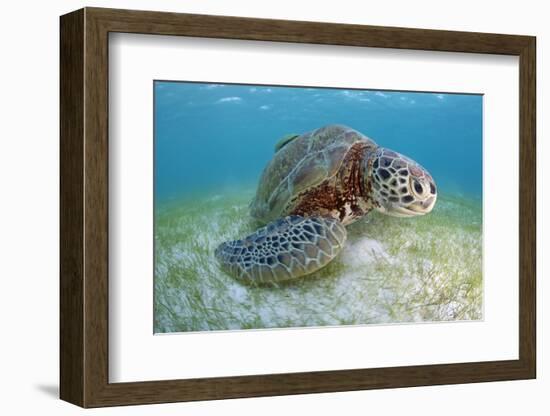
[215,215,347,283]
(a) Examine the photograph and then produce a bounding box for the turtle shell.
[250,125,378,223]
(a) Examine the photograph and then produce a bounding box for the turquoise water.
[153,81,483,333]
[155,82,482,204]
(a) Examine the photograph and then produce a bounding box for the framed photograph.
[60,7,536,408]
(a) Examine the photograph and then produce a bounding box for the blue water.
[154,81,482,203]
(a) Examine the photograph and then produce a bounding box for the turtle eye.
[411,178,425,197]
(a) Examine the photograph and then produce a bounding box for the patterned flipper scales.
[215,215,347,283]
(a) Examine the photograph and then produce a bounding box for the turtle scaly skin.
[216,125,437,283]
[215,216,346,282]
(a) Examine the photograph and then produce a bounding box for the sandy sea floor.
[154,190,482,333]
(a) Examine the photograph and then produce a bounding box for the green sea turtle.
[215,124,437,283]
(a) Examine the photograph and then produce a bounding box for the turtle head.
[367,148,437,217]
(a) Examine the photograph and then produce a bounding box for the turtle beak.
[408,194,437,215]
[385,195,437,217]
[388,206,424,218]
[419,195,437,213]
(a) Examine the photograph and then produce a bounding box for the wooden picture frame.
[60,7,536,408]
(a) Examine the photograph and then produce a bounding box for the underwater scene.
[154,81,483,333]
